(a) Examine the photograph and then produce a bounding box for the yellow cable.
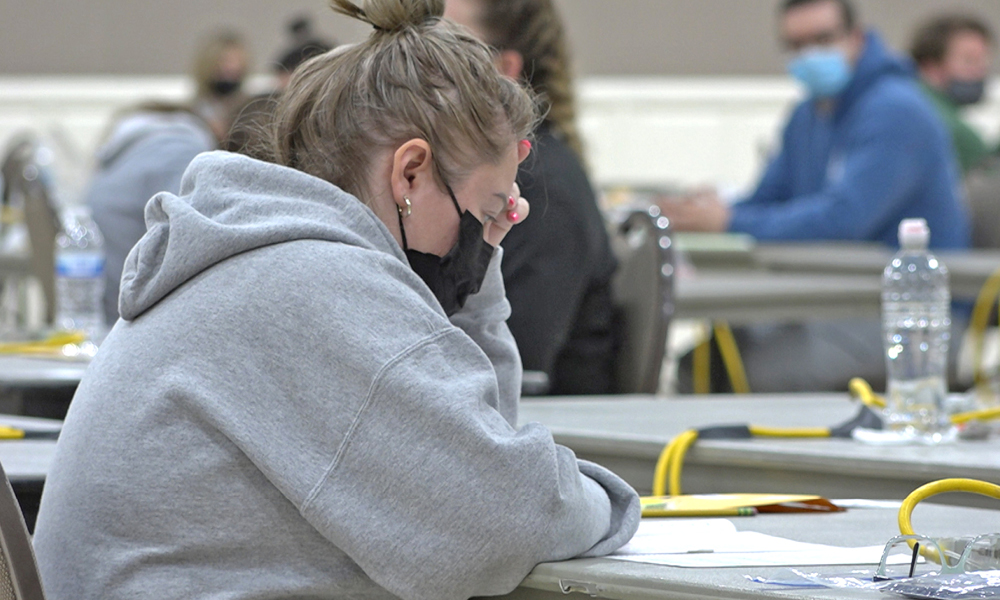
[652,430,699,497]
[0,426,24,440]
[898,478,1000,565]
[0,331,86,355]
[668,430,700,496]
[969,268,1000,386]
[693,338,711,394]
[748,426,830,438]
[951,407,1000,425]
[848,377,887,410]
[652,436,676,497]
[900,478,1000,537]
[713,321,751,394]
[850,376,1000,425]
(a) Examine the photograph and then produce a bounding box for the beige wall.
[2,0,1000,76]
[558,0,1000,76]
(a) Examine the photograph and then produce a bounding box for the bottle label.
[56,254,104,278]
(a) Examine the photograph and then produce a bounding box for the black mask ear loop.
[396,197,412,250]
[445,184,462,216]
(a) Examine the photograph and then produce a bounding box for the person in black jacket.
[445,0,619,395]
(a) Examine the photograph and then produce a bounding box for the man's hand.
[656,189,732,233]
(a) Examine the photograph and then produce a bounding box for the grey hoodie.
[33,151,640,600]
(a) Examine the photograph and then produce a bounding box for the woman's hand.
[484,182,530,247]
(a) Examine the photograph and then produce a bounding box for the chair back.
[0,136,60,323]
[609,208,675,394]
[0,461,46,600]
[964,159,1000,249]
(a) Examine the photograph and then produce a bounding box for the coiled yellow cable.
[652,429,698,497]
[899,478,1000,537]
[898,478,1000,565]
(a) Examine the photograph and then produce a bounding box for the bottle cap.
[898,218,930,250]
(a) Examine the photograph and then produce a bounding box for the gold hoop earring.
[398,197,413,218]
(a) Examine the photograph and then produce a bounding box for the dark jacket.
[501,124,618,395]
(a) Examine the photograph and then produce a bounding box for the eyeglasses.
[782,28,849,54]
[875,533,1000,581]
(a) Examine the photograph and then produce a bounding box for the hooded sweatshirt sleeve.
[298,323,639,600]
[447,248,521,425]
[735,111,797,209]
[729,97,928,240]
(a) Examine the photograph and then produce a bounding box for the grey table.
[0,356,88,388]
[519,394,1000,508]
[756,244,1000,300]
[499,503,999,600]
[686,240,1000,301]
[674,272,882,323]
[0,414,59,484]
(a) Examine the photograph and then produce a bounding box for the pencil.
[640,507,758,518]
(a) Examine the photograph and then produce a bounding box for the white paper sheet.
[609,519,914,568]
[611,545,909,568]
[613,519,738,555]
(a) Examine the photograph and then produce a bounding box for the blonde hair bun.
[330,0,444,33]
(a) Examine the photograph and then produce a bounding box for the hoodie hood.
[118,151,402,321]
[97,112,216,168]
[833,30,915,120]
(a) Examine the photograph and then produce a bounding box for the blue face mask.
[787,47,853,98]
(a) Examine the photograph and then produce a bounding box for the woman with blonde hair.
[445,0,620,395]
[32,1,639,599]
[191,29,251,138]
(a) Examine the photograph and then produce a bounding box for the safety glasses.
[875,533,1000,581]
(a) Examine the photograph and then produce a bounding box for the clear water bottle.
[54,206,106,342]
[882,219,954,443]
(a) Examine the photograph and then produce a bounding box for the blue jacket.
[729,31,970,249]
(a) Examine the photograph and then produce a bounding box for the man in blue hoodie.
[663,0,970,250]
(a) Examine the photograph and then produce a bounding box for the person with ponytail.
[32,2,639,599]
[445,0,619,395]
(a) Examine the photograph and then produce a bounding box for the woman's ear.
[390,139,435,206]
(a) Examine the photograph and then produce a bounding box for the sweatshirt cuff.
[575,460,641,557]
[452,247,510,321]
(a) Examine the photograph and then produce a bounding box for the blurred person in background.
[660,0,970,250]
[224,16,336,156]
[191,29,251,140]
[86,103,217,325]
[444,0,619,395]
[273,15,336,89]
[670,0,971,394]
[911,14,994,174]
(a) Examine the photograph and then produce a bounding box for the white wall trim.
[2,75,998,196]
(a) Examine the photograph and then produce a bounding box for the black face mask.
[945,79,986,106]
[398,185,494,316]
[210,78,242,97]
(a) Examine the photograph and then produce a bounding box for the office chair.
[0,136,60,324]
[0,461,46,600]
[609,207,675,394]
